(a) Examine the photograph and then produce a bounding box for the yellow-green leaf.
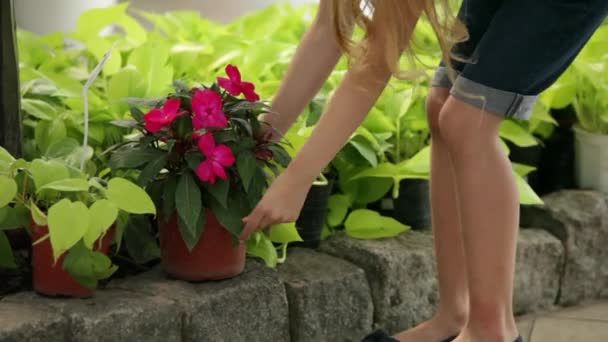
[48,199,90,260]
[84,200,118,248]
[345,209,409,239]
[268,222,303,243]
[36,178,90,193]
[106,178,156,215]
[30,200,47,226]
[0,176,17,208]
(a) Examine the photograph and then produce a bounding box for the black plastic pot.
[293,178,334,249]
[531,106,577,195]
[393,179,431,230]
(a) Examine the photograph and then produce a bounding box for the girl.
[241,0,608,341]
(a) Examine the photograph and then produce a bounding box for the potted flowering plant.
[109,65,292,281]
[0,148,155,298]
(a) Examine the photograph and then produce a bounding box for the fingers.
[241,209,265,241]
[241,206,297,241]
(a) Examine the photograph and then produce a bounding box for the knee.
[426,87,449,138]
[438,98,501,159]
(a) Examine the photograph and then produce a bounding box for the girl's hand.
[240,169,311,240]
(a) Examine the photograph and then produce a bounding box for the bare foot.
[392,312,465,342]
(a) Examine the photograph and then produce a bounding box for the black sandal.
[361,330,460,342]
[361,330,398,342]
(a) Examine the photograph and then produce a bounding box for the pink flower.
[217,64,260,102]
[143,98,186,133]
[192,89,228,129]
[196,133,235,184]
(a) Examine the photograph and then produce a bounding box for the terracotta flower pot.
[159,209,246,281]
[31,221,115,298]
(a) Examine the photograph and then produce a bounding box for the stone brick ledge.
[0,190,604,342]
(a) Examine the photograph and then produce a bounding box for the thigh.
[449,0,504,71]
[461,0,608,95]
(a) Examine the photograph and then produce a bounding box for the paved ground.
[517,301,608,341]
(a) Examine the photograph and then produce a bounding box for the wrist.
[285,156,323,187]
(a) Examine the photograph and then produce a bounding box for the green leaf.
[344,209,410,239]
[0,204,29,230]
[137,155,167,187]
[208,191,248,239]
[124,215,160,264]
[128,40,174,98]
[63,241,117,289]
[30,201,48,226]
[177,209,206,251]
[268,145,291,168]
[162,176,178,221]
[400,146,431,175]
[108,67,147,113]
[203,179,230,208]
[114,211,129,251]
[268,222,303,243]
[36,178,90,193]
[341,176,393,205]
[106,177,156,215]
[236,150,257,191]
[45,138,80,159]
[327,194,351,227]
[84,200,118,248]
[175,172,202,247]
[348,139,378,167]
[0,147,15,163]
[499,121,538,148]
[109,146,165,169]
[0,176,17,208]
[0,231,16,268]
[48,199,90,260]
[512,163,537,177]
[28,159,70,190]
[246,232,277,268]
[34,118,66,154]
[185,153,205,173]
[516,173,543,206]
[21,98,56,120]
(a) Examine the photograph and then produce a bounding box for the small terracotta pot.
[31,221,115,298]
[159,209,246,282]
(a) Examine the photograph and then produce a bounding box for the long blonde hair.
[331,0,467,79]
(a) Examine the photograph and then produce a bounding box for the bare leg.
[438,97,519,342]
[394,87,468,342]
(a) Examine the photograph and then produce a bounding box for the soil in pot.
[393,179,431,230]
[292,178,334,249]
[31,222,115,298]
[159,209,246,282]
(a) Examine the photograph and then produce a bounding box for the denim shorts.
[432,0,608,120]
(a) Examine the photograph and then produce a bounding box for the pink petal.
[196,160,216,184]
[201,89,223,110]
[225,64,241,83]
[191,90,207,118]
[213,145,235,167]
[197,132,216,156]
[145,120,165,133]
[192,89,222,117]
[163,98,182,115]
[211,161,228,181]
[209,110,228,128]
[218,77,241,96]
[240,82,260,102]
[144,108,169,123]
[192,114,206,130]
